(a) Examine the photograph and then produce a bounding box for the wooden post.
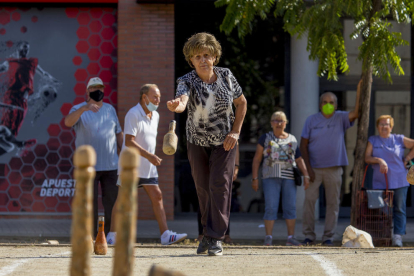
[70,145,96,276]
[113,147,140,276]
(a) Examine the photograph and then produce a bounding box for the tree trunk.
[350,0,381,227]
[350,64,373,226]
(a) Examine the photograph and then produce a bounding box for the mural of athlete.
[0,125,35,156]
[0,41,59,155]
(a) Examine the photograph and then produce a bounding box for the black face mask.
[89,90,104,102]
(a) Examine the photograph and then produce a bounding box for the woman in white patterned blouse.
[252,111,309,246]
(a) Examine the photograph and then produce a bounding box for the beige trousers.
[302,166,343,242]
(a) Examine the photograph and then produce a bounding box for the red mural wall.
[0,6,117,214]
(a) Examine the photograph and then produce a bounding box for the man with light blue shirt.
[300,81,361,246]
[65,77,123,237]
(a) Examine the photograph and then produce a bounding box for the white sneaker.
[160,230,187,245]
[107,232,116,245]
[392,234,403,247]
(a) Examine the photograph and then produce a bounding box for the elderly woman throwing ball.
[167,33,247,256]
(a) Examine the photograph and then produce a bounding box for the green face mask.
[322,103,335,115]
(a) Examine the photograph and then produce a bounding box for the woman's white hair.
[271,111,288,123]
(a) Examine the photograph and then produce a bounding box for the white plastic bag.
[342,225,374,248]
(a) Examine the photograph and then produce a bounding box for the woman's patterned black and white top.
[175,67,243,147]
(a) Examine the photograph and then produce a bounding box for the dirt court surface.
[0,244,414,276]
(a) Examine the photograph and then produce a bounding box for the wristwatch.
[304,176,310,179]
[252,177,258,181]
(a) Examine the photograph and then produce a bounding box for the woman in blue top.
[365,115,414,247]
[252,111,310,246]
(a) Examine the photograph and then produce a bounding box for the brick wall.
[118,1,175,220]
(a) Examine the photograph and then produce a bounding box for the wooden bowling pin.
[162,120,178,155]
[70,145,96,276]
[113,147,140,276]
[149,265,187,276]
[94,216,108,255]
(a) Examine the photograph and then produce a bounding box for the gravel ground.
[0,240,414,276]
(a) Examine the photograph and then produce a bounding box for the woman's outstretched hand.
[167,99,180,112]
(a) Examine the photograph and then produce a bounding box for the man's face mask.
[322,103,335,115]
[89,90,105,102]
[144,95,158,112]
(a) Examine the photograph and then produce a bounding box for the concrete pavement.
[1,213,414,244]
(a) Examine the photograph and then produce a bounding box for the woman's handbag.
[356,165,394,246]
[292,166,302,186]
[406,161,414,185]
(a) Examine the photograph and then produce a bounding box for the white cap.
[87,77,105,89]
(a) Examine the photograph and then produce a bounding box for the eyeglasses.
[192,54,214,61]
[379,123,391,127]
[271,120,286,124]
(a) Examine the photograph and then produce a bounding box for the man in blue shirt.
[300,81,361,246]
[65,77,123,238]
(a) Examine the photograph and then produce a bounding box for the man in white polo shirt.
[65,77,123,238]
[107,84,187,245]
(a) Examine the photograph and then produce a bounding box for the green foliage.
[279,1,350,80]
[358,20,408,82]
[383,0,413,24]
[216,0,413,82]
[216,0,276,38]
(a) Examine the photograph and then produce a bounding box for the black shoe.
[322,240,334,246]
[208,238,223,256]
[197,236,210,255]
[301,238,315,246]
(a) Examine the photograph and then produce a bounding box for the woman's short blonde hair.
[183,33,222,68]
[271,111,288,124]
[376,115,394,128]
